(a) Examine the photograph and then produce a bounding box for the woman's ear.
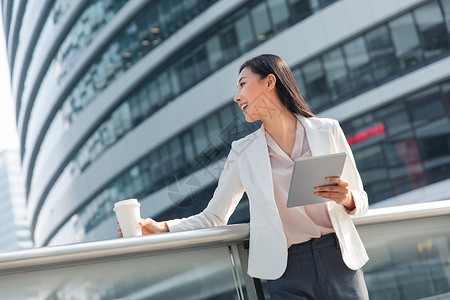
[267,74,276,91]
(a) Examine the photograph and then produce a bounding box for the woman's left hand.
[315,177,355,211]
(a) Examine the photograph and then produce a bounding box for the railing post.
[230,242,265,300]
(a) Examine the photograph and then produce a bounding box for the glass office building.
[0,150,33,252]
[2,0,449,249]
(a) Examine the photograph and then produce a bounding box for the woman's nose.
[233,91,240,103]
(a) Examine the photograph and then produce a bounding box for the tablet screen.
[286,152,347,207]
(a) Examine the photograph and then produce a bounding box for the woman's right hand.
[139,218,169,235]
[117,218,169,237]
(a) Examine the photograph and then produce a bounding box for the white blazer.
[166,115,369,280]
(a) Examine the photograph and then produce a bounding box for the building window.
[235,14,256,52]
[343,37,374,92]
[268,0,291,31]
[389,13,424,71]
[322,48,351,101]
[414,0,449,60]
[365,25,397,83]
[250,2,273,42]
[302,58,330,109]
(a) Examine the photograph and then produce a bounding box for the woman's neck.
[263,108,297,141]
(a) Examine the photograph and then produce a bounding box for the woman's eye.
[240,82,245,87]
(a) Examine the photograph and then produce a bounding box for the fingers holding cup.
[117,220,123,237]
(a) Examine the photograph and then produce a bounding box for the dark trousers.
[265,233,369,300]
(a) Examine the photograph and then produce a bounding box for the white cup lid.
[113,199,140,211]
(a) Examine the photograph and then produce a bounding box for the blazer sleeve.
[333,120,368,217]
[165,141,245,232]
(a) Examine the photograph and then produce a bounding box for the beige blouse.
[265,119,334,247]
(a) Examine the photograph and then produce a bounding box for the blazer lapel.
[297,115,332,156]
[245,127,275,202]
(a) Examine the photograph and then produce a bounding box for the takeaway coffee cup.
[114,199,142,237]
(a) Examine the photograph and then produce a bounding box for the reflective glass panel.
[360,215,450,299]
[353,144,385,170]
[389,13,424,71]
[205,115,223,148]
[136,89,150,118]
[193,45,210,79]
[374,101,403,119]
[292,68,308,99]
[414,0,449,59]
[169,137,185,175]
[220,23,239,60]
[302,58,330,109]
[0,245,242,299]
[384,111,410,136]
[140,158,151,190]
[365,25,397,82]
[235,14,255,52]
[206,35,224,70]
[219,103,236,128]
[251,2,272,41]
[177,55,197,90]
[443,0,450,31]
[385,133,426,193]
[192,122,209,154]
[56,0,128,80]
[149,152,161,186]
[416,118,450,183]
[182,131,196,170]
[148,80,161,108]
[268,0,291,30]
[288,0,312,21]
[322,48,351,100]
[168,65,181,96]
[410,98,446,127]
[157,70,172,102]
[343,37,374,91]
[159,145,172,178]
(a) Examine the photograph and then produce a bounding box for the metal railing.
[0,200,449,299]
[0,224,250,274]
[353,200,450,225]
[0,223,255,299]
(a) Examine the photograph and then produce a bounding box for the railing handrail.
[0,200,449,274]
[353,199,450,225]
[0,223,250,274]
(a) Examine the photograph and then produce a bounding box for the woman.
[118,54,369,299]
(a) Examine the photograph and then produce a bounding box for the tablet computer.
[286,152,347,208]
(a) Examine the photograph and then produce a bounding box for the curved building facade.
[2,0,450,249]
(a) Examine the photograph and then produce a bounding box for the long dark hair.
[239,54,315,118]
